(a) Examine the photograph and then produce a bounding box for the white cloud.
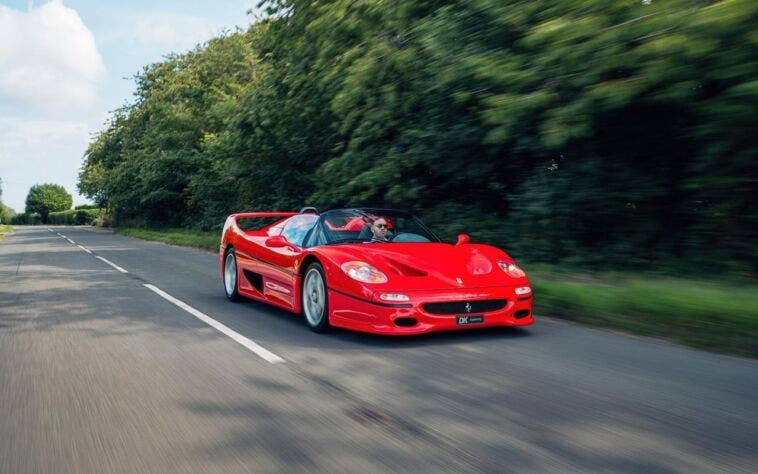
[133,13,218,49]
[0,0,105,114]
[0,118,92,212]
[98,10,248,54]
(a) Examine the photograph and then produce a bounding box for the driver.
[370,218,390,242]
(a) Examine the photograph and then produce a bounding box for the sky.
[0,0,262,212]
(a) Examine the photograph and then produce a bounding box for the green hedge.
[47,209,105,225]
[11,213,42,225]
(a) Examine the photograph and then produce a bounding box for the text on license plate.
[456,315,484,325]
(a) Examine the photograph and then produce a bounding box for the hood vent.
[382,257,427,277]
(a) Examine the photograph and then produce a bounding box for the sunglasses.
[375,223,388,229]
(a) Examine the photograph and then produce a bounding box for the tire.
[223,248,241,302]
[302,262,330,333]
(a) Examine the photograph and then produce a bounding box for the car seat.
[357,224,373,241]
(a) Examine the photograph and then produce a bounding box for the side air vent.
[243,270,263,292]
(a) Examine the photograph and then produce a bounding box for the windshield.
[281,214,318,247]
[305,208,440,247]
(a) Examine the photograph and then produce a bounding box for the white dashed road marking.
[144,284,285,364]
[95,256,129,273]
[43,228,281,364]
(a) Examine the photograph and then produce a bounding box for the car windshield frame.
[303,208,441,247]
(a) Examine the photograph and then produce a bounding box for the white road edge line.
[77,245,93,254]
[66,238,75,244]
[95,256,129,273]
[143,284,285,364]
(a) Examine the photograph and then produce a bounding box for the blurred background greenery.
[71,0,756,353]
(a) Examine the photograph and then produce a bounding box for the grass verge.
[530,271,758,357]
[114,227,757,357]
[0,225,13,241]
[116,227,219,251]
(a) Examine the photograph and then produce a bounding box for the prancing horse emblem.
[465,303,472,313]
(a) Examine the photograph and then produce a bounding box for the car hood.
[317,242,527,291]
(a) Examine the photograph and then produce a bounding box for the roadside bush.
[48,208,105,225]
[75,209,93,224]
[48,210,75,224]
[91,212,112,227]
[11,213,42,225]
[74,204,100,210]
[0,204,16,224]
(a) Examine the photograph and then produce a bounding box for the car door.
[257,215,317,308]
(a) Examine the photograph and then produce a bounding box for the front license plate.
[456,315,484,325]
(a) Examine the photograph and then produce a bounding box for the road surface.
[1,226,756,473]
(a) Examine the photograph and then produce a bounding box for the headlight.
[341,261,388,284]
[498,261,526,278]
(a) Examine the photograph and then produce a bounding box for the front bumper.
[328,286,534,335]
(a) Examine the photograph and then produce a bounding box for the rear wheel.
[302,262,330,332]
[224,248,240,302]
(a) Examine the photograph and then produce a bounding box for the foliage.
[11,213,42,225]
[25,184,72,223]
[79,0,757,275]
[0,203,15,225]
[0,178,13,225]
[48,209,105,225]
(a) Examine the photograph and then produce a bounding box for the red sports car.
[220,208,534,335]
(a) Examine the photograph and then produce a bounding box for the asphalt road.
[1,226,756,473]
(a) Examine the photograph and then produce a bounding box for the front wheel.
[302,262,330,333]
[223,248,240,302]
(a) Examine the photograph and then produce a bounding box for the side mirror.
[456,233,471,245]
[265,235,302,252]
[265,235,289,248]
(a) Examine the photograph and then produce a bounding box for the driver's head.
[371,218,388,240]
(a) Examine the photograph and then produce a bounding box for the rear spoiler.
[228,212,297,230]
[230,212,297,220]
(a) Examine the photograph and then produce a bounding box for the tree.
[25,184,72,223]
[78,0,757,272]
[0,177,13,224]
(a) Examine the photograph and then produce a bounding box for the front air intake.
[423,299,507,315]
[514,309,530,319]
[394,317,418,327]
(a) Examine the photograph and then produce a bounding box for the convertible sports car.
[219,208,533,335]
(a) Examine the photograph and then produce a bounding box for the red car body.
[220,208,534,335]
